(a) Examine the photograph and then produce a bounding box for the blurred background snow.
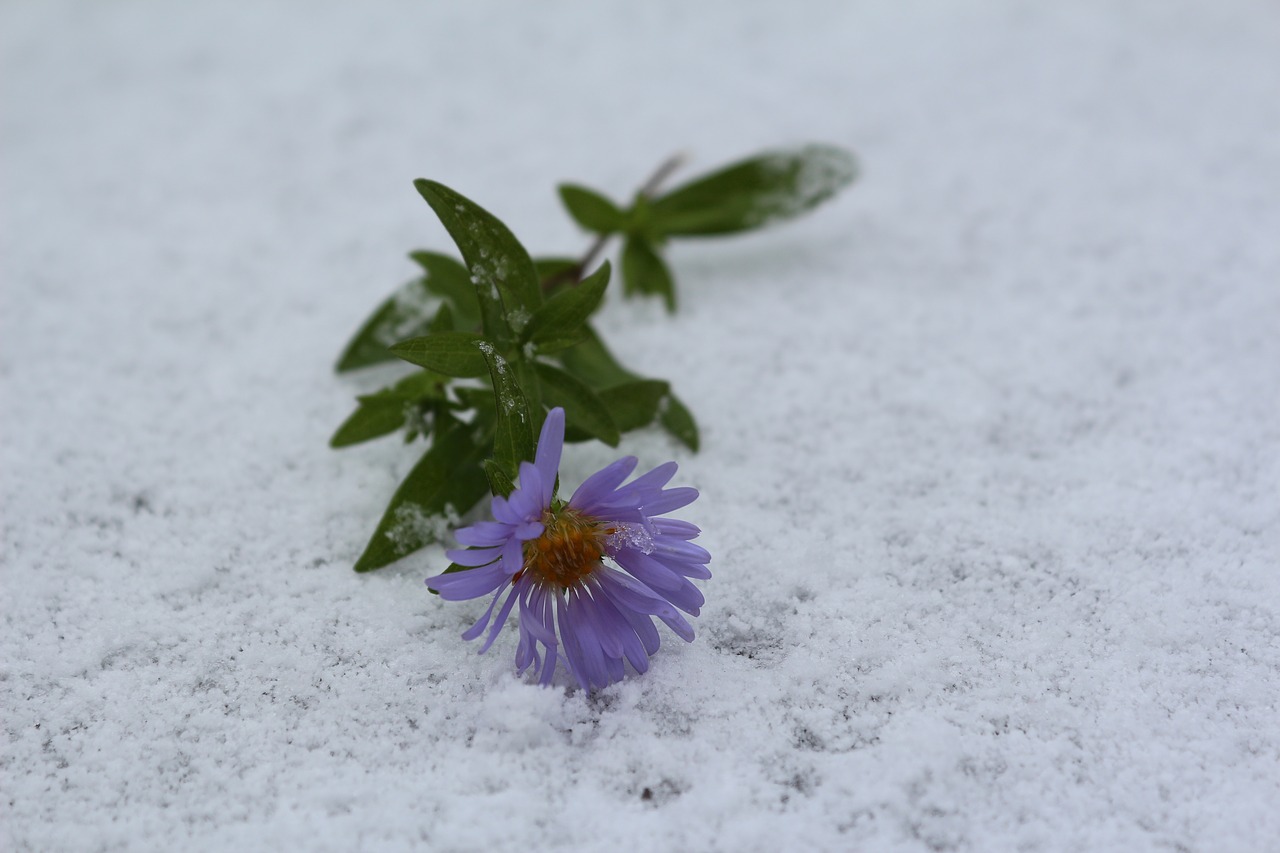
[3,1,1278,850]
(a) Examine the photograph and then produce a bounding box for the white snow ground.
[3,1,1279,850]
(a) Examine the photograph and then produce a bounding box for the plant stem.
[540,152,686,292]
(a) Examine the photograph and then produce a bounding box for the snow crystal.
[507,306,530,333]
[605,523,655,555]
[743,144,857,229]
[367,281,437,345]
[385,502,457,554]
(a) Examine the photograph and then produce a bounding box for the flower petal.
[578,588,625,659]
[425,562,507,601]
[445,545,503,567]
[652,518,701,540]
[611,548,683,593]
[556,593,592,690]
[596,567,677,619]
[569,456,638,511]
[591,589,651,674]
[478,581,522,654]
[610,461,678,504]
[535,408,565,506]
[461,586,505,641]
[641,486,699,515]
[454,521,514,548]
[513,520,545,540]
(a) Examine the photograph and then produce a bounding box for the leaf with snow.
[478,341,536,480]
[649,143,857,237]
[330,371,445,448]
[390,331,489,377]
[414,179,541,347]
[352,421,489,572]
[409,251,481,329]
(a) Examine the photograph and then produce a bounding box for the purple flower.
[426,407,710,689]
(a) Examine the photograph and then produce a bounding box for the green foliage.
[649,144,857,236]
[558,184,625,233]
[414,179,541,346]
[352,418,489,573]
[536,362,620,447]
[478,342,536,481]
[330,371,445,448]
[622,236,675,312]
[335,253,475,372]
[524,261,610,352]
[333,144,857,571]
[390,331,488,377]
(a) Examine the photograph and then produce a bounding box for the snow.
[3,1,1279,851]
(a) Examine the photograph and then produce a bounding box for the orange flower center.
[520,508,609,588]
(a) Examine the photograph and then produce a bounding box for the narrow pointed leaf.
[335,279,439,372]
[330,397,410,448]
[535,362,621,447]
[659,393,699,451]
[352,422,490,572]
[414,180,540,346]
[408,251,481,330]
[330,371,446,448]
[534,256,579,292]
[523,261,610,347]
[555,324,639,389]
[598,380,670,433]
[650,144,857,236]
[390,332,488,377]
[558,184,625,233]
[530,327,591,356]
[483,459,516,498]
[478,342,536,477]
[622,237,675,312]
[428,300,454,333]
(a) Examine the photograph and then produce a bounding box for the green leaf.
[352,421,490,572]
[428,301,454,333]
[409,251,481,330]
[659,393,700,451]
[534,256,579,287]
[482,459,515,498]
[558,184,625,233]
[535,362,620,447]
[390,331,488,377]
[329,371,445,448]
[335,279,439,372]
[454,385,496,418]
[650,144,857,236]
[523,261,610,349]
[478,342,536,478]
[598,380,670,433]
[414,180,541,346]
[555,324,639,389]
[622,236,675,312]
[330,396,411,448]
[529,326,591,356]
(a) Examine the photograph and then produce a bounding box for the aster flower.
[426,407,710,689]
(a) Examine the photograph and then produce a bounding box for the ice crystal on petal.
[605,523,655,555]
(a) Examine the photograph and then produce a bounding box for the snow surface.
[3,1,1279,850]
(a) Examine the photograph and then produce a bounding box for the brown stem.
[540,152,686,293]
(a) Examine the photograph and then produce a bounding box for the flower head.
[426,407,710,689]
